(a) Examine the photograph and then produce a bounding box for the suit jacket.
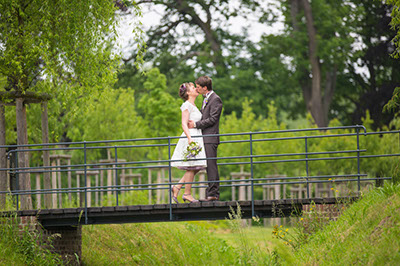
[196,91,223,144]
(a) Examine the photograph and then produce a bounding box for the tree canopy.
[0,0,120,97]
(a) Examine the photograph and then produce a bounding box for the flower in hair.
[180,83,186,93]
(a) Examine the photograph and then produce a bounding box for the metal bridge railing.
[0,125,396,223]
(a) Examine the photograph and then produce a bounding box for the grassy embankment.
[288,184,400,264]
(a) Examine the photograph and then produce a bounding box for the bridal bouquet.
[183,142,202,161]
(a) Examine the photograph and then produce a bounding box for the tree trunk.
[301,0,327,127]
[16,98,32,210]
[290,0,300,32]
[323,67,337,119]
[0,104,7,209]
[41,101,52,208]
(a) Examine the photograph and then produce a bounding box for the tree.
[126,0,258,77]
[282,0,359,127]
[254,0,398,128]
[138,68,181,159]
[384,0,400,114]
[119,1,284,118]
[339,1,400,128]
[67,88,148,162]
[0,0,134,209]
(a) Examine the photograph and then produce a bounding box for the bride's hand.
[188,120,195,129]
[188,138,193,144]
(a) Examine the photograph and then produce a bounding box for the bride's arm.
[181,109,192,143]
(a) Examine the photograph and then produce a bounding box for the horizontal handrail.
[1,175,379,196]
[2,148,368,173]
[1,125,366,150]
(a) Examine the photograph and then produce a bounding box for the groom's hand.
[188,120,195,129]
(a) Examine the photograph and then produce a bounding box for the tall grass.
[0,213,62,265]
[82,204,279,265]
[82,222,238,265]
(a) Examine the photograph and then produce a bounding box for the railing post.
[84,141,88,224]
[15,150,19,211]
[305,137,310,198]
[356,128,361,193]
[250,133,254,218]
[115,146,119,206]
[168,137,173,221]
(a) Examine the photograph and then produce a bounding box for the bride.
[170,82,207,203]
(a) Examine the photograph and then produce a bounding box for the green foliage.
[0,0,119,94]
[22,86,156,198]
[138,68,181,138]
[0,0,145,144]
[216,101,399,201]
[66,87,147,160]
[384,0,400,113]
[386,0,400,59]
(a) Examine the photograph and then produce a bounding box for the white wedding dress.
[171,101,207,170]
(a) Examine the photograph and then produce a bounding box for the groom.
[188,76,223,201]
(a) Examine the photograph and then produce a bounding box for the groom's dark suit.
[195,91,223,198]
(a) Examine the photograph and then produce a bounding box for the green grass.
[82,222,240,265]
[0,240,27,265]
[82,206,280,265]
[214,225,277,250]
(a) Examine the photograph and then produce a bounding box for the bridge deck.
[9,197,357,228]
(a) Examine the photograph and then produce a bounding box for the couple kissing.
[171,76,223,203]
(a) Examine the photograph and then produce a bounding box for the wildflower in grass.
[336,190,339,193]
[331,188,334,190]
[328,178,332,181]
[252,216,260,223]
[301,218,304,221]
[286,228,289,232]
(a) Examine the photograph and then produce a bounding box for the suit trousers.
[204,143,219,198]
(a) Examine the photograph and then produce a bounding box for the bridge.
[0,125,397,261]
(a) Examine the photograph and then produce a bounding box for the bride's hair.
[179,83,190,101]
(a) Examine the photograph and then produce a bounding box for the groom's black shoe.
[200,196,219,202]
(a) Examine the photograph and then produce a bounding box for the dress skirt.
[171,128,207,170]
